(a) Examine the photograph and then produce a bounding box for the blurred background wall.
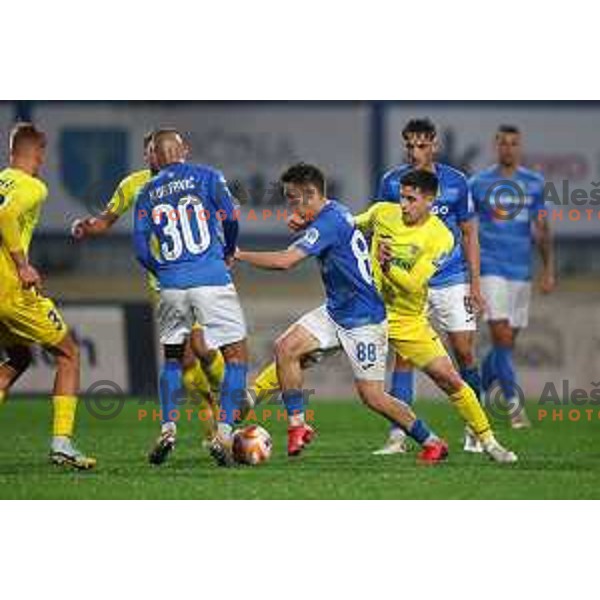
[2,101,599,399]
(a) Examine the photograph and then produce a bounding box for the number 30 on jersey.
[153,195,211,261]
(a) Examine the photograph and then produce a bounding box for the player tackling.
[236,163,450,463]
[376,118,485,455]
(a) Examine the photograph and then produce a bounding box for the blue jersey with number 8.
[134,162,237,289]
[293,200,386,329]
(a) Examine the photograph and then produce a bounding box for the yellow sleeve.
[385,254,438,294]
[106,174,138,217]
[0,187,42,252]
[353,203,380,233]
[385,229,453,294]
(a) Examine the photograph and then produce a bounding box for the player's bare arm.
[0,195,42,289]
[534,215,556,294]
[236,247,307,270]
[71,210,119,240]
[459,218,486,314]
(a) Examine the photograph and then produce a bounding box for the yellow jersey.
[355,202,454,318]
[106,169,152,217]
[104,169,161,295]
[0,168,48,296]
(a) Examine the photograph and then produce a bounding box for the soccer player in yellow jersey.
[0,123,95,470]
[250,170,517,463]
[70,133,225,454]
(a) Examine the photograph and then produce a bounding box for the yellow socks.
[251,361,280,403]
[52,395,77,438]
[203,350,225,395]
[183,360,211,401]
[450,384,493,442]
[182,360,217,441]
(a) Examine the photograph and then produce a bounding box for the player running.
[134,129,248,467]
[236,163,449,463]
[470,125,555,431]
[70,132,224,451]
[355,169,516,463]
[375,118,484,455]
[0,123,95,469]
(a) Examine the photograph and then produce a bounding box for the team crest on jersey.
[391,243,420,271]
[0,194,5,207]
[302,227,320,246]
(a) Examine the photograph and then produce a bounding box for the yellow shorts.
[388,313,447,369]
[0,289,68,348]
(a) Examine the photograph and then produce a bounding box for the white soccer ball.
[232,425,273,465]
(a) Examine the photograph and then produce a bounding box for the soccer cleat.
[417,439,449,464]
[148,428,176,465]
[208,432,235,467]
[287,424,315,457]
[50,438,96,471]
[372,432,409,455]
[482,438,518,464]
[463,426,483,454]
[510,408,531,430]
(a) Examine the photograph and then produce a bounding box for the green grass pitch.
[0,397,598,499]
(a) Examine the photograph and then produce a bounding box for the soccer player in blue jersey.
[134,129,248,467]
[237,163,449,463]
[470,125,555,430]
[375,118,485,454]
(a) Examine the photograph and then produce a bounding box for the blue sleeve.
[133,194,159,274]
[293,215,337,257]
[468,175,480,213]
[455,173,475,223]
[377,171,399,201]
[532,174,546,218]
[210,169,239,257]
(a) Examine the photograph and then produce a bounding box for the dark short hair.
[402,118,437,141]
[497,124,521,136]
[400,169,439,196]
[9,122,46,153]
[143,130,156,148]
[280,162,326,195]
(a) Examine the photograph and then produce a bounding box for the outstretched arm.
[235,247,307,271]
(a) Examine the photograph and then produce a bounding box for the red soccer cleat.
[417,439,449,464]
[287,424,316,457]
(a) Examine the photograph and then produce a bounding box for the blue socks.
[407,419,436,445]
[494,346,517,400]
[282,389,305,423]
[159,360,183,424]
[481,349,497,392]
[220,363,248,426]
[460,366,482,402]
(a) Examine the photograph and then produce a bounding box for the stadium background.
[3,101,599,402]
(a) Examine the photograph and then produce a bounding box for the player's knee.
[274,335,301,363]
[221,340,248,364]
[455,348,475,368]
[54,334,80,368]
[164,344,185,362]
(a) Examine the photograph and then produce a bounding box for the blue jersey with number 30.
[134,162,237,289]
[293,200,386,330]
